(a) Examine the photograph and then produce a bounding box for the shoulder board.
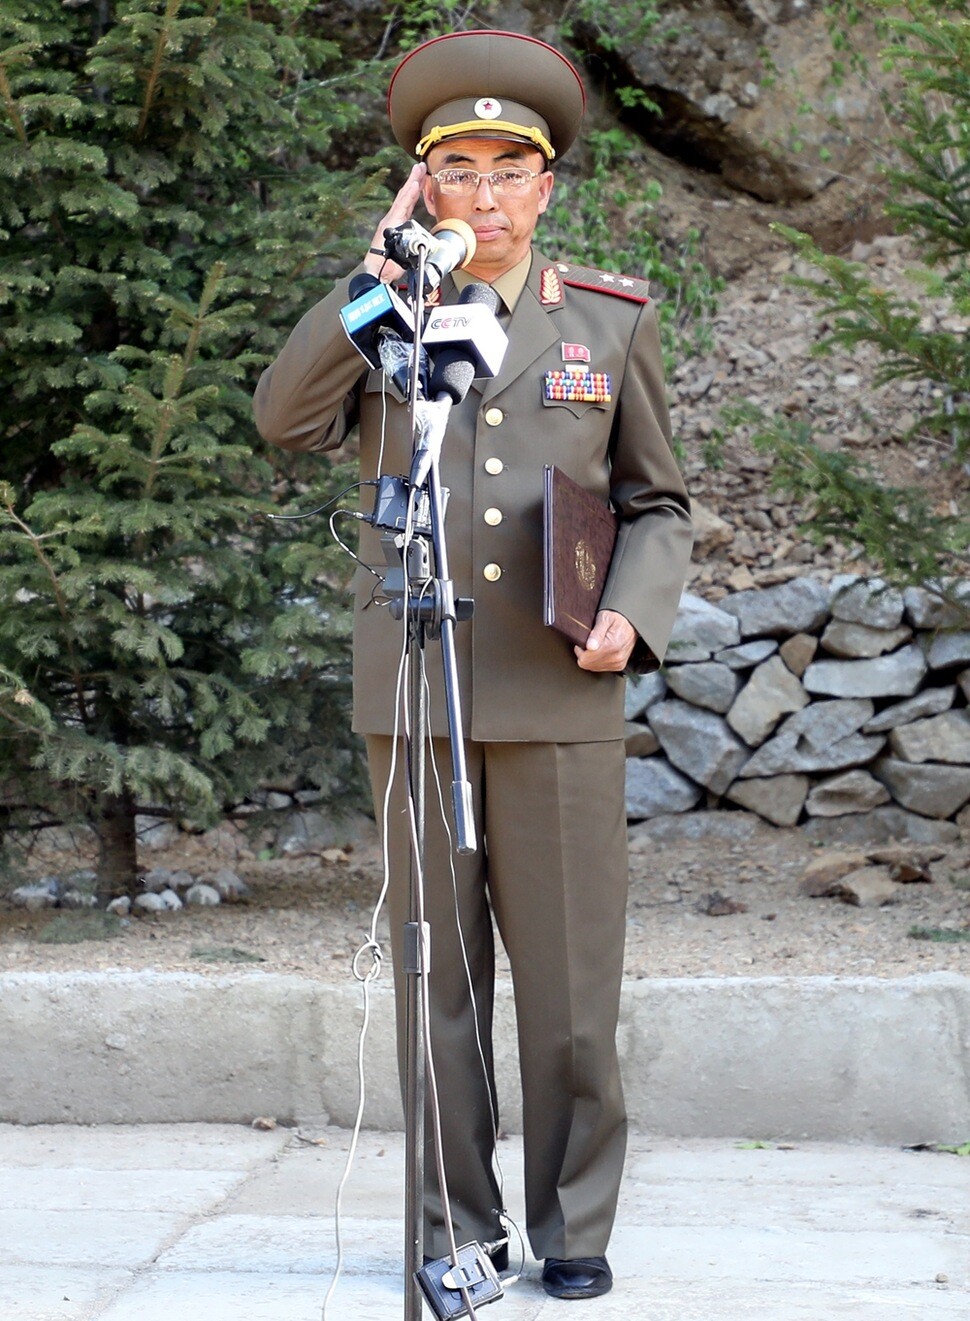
[555,262,651,303]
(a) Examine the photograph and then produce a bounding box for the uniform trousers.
[365,734,629,1261]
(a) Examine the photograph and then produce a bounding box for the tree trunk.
[96,791,139,898]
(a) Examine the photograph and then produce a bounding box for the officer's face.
[422,139,554,281]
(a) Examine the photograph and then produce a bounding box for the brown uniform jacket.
[253,250,693,742]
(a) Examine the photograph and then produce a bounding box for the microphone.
[339,273,415,369]
[408,284,504,488]
[382,219,477,290]
[425,283,507,402]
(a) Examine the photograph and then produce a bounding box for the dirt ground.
[1,813,967,983]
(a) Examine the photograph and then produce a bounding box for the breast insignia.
[556,262,651,304]
[544,367,612,405]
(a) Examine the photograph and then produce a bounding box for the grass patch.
[908,926,970,943]
[36,912,121,944]
[191,945,265,964]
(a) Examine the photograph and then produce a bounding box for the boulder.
[629,810,764,846]
[666,593,741,662]
[577,0,887,205]
[820,620,912,658]
[624,721,661,757]
[713,638,778,670]
[185,883,221,907]
[625,670,667,720]
[888,710,970,765]
[830,575,905,629]
[9,882,58,912]
[665,661,742,713]
[804,865,903,908]
[726,655,809,746]
[740,728,884,779]
[142,868,178,894]
[803,806,961,846]
[873,757,970,819]
[804,770,890,817]
[276,807,375,856]
[625,755,703,819]
[798,850,870,892]
[862,685,956,734]
[135,815,178,850]
[778,632,818,677]
[738,698,881,778]
[690,499,734,554]
[904,582,970,629]
[726,774,808,827]
[648,700,749,795]
[719,577,831,639]
[923,630,970,670]
[803,644,927,698]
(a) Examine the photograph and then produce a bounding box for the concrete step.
[1,971,968,1141]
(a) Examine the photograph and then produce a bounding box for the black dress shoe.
[541,1255,613,1300]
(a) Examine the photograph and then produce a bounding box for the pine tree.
[750,0,969,615]
[0,1,389,889]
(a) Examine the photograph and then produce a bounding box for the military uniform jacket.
[253,250,693,743]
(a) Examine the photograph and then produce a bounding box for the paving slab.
[0,1267,133,1321]
[0,1124,966,1321]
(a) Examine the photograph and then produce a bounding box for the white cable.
[320,552,411,1321]
[320,941,381,1321]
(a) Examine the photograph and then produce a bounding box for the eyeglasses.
[429,167,542,197]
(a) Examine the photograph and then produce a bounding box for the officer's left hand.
[575,609,637,672]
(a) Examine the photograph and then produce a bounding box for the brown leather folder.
[543,464,618,648]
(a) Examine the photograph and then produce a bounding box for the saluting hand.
[575,609,637,672]
[364,162,428,282]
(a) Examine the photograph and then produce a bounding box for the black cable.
[266,479,377,522]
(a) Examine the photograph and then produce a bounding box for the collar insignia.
[540,266,563,306]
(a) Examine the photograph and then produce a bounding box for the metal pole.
[403,619,427,1321]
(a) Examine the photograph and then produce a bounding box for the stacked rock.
[625,576,970,835]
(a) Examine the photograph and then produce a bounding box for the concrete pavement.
[1,1122,967,1321]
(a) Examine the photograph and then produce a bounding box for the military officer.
[254,29,692,1301]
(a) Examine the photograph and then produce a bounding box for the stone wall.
[626,576,970,838]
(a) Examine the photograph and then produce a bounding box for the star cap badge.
[474,97,503,120]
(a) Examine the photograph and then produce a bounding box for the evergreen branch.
[0,493,91,728]
[0,56,30,147]
[136,0,183,142]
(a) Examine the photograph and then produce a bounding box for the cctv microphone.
[409,284,506,489]
[339,273,415,370]
[425,283,507,402]
[383,219,477,290]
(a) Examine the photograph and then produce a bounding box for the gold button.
[484,407,504,427]
[483,507,503,526]
[484,457,504,475]
[483,563,502,582]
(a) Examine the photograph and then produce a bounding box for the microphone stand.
[376,246,478,1321]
